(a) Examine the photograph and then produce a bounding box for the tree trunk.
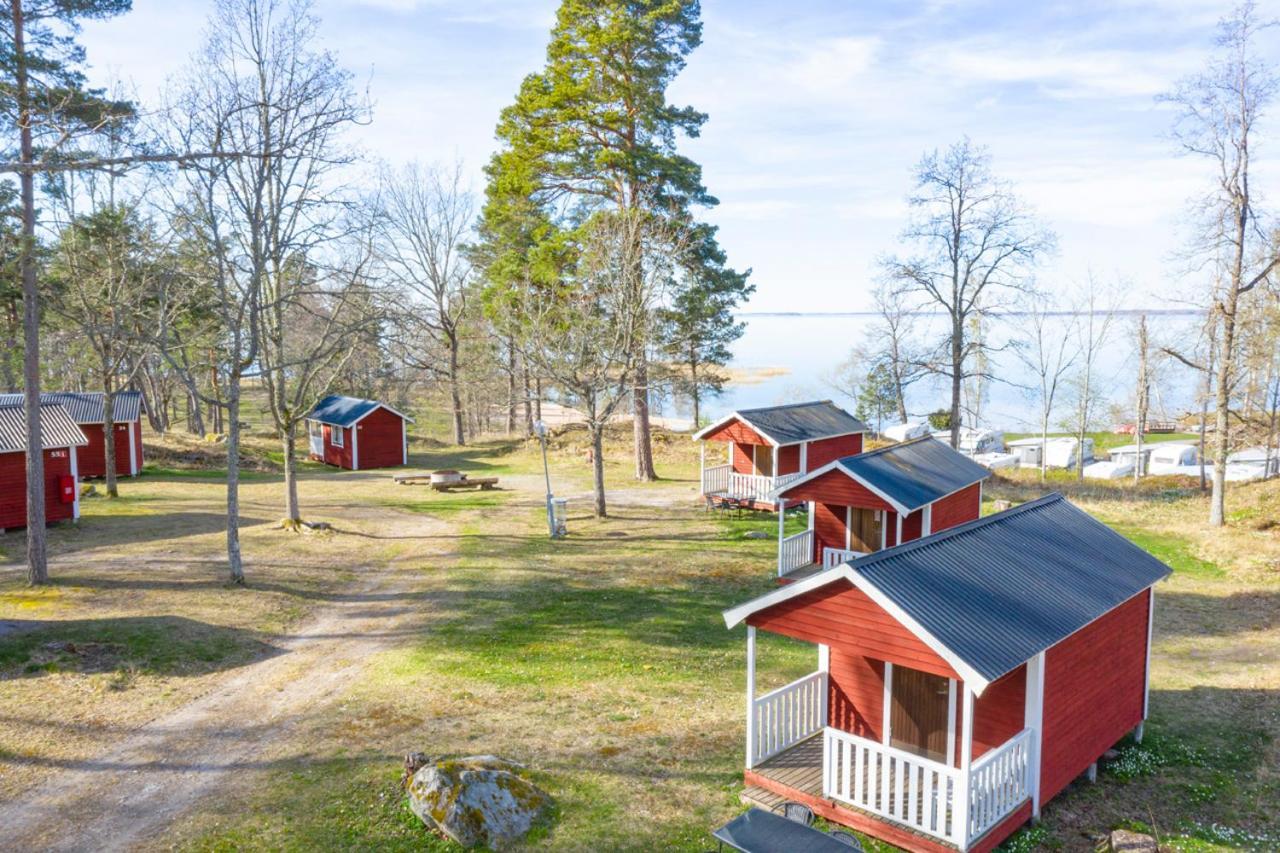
[505,338,517,437]
[591,422,607,518]
[1209,308,1235,526]
[103,386,119,498]
[521,360,533,436]
[282,425,300,523]
[1134,316,1149,486]
[533,378,542,421]
[226,377,245,584]
[1075,368,1091,481]
[949,316,963,448]
[632,358,657,481]
[448,337,465,446]
[13,1,46,586]
[688,348,701,428]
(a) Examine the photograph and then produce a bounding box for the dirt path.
[0,510,451,852]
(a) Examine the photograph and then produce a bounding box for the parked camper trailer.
[1006,436,1094,469]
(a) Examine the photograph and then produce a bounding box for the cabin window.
[888,664,952,764]
[330,425,344,448]
[753,444,774,477]
[308,420,322,440]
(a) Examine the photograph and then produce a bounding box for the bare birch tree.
[375,161,473,446]
[1164,1,1280,524]
[885,138,1055,448]
[1015,295,1078,481]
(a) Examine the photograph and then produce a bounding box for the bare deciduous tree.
[1015,294,1078,482]
[885,138,1055,448]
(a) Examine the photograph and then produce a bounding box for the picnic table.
[392,473,500,491]
[711,808,855,852]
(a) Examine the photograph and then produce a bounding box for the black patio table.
[711,807,855,852]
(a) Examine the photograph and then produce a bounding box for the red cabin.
[694,401,868,511]
[722,494,1169,852]
[773,436,990,579]
[305,394,412,471]
[0,392,142,478]
[0,402,87,532]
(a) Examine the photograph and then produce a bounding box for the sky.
[77,0,1275,313]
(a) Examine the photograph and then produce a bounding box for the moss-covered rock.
[406,755,553,850]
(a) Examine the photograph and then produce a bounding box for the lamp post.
[533,419,554,537]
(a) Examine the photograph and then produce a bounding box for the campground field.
[0,421,1276,851]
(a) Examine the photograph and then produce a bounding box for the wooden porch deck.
[779,562,825,583]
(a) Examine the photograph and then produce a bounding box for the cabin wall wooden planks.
[1039,589,1150,802]
[0,448,75,529]
[806,433,863,469]
[75,420,142,478]
[931,483,982,533]
[354,407,406,469]
[781,468,894,510]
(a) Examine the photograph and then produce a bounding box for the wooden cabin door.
[753,445,774,477]
[849,508,882,552]
[889,666,951,763]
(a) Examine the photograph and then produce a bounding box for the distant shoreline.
[737,308,1202,318]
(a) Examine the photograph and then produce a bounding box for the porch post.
[745,626,757,769]
[776,498,787,576]
[808,501,816,565]
[957,686,975,849]
[818,643,830,726]
[699,441,705,494]
[1025,652,1046,819]
[1141,587,1155,738]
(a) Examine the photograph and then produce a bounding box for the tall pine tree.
[481,0,746,480]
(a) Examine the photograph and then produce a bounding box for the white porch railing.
[751,671,826,766]
[729,472,775,502]
[777,529,814,576]
[702,463,730,496]
[968,728,1032,841]
[822,546,861,569]
[823,727,963,845]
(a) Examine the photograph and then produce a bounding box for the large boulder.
[1108,829,1159,853]
[407,755,553,849]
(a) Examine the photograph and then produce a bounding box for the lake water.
[659,311,1205,432]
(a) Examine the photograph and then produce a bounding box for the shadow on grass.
[1156,590,1280,637]
[0,615,280,679]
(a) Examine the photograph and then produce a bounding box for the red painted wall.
[0,448,75,529]
[704,418,768,446]
[76,421,140,478]
[778,468,893,511]
[354,407,406,469]
[814,502,844,563]
[322,424,354,469]
[902,508,924,542]
[973,664,1026,760]
[748,581,957,680]
[732,442,753,474]
[930,482,982,533]
[807,433,863,469]
[828,648,885,740]
[1040,589,1151,803]
[777,444,801,475]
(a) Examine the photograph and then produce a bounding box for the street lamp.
[533,420,555,538]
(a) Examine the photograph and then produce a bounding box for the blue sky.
[79,0,1271,312]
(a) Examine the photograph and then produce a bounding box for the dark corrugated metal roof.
[735,400,868,444]
[849,493,1171,683]
[0,403,90,452]
[306,394,396,427]
[834,436,989,512]
[0,391,142,424]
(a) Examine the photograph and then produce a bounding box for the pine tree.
[0,0,134,584]
[482,0,743,480]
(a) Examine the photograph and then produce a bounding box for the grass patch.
[1108,526,1226,579]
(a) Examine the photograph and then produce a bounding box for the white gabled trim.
[799,441,808,474]
[70,444,80,521]
[721,564,993,695]
[692,411,780,447]
[770,457,913,515]
[745,626,757,769]
[1143,588,1155,720]
[351,423,360,471]
[128,421,138,476]
[312,401,416,430]
[402,418,408,466]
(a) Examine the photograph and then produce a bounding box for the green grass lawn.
[3,425,1277,851]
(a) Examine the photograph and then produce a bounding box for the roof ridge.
[850,492,1065,568]
[839,434,934,463]
[737,399,832,414]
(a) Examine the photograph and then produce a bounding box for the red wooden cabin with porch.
[0,403,87,532]
[0,392,143,478]
[305,395,412,471]
[694,401,868,510]
[722,494,1169,852]
[773,436,990,579]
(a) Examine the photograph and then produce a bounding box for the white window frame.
[330,424,344,448]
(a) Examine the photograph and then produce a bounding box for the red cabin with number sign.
[722,494,1169,853]
[0,392,143,478]
[0,402,88,532]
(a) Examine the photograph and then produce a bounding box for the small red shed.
[0,392,142,478]
[305,394,412,471]
[773,436,990,578]
[722,494,1170,852]
[694,401,868,510]
[0,402,88,531]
